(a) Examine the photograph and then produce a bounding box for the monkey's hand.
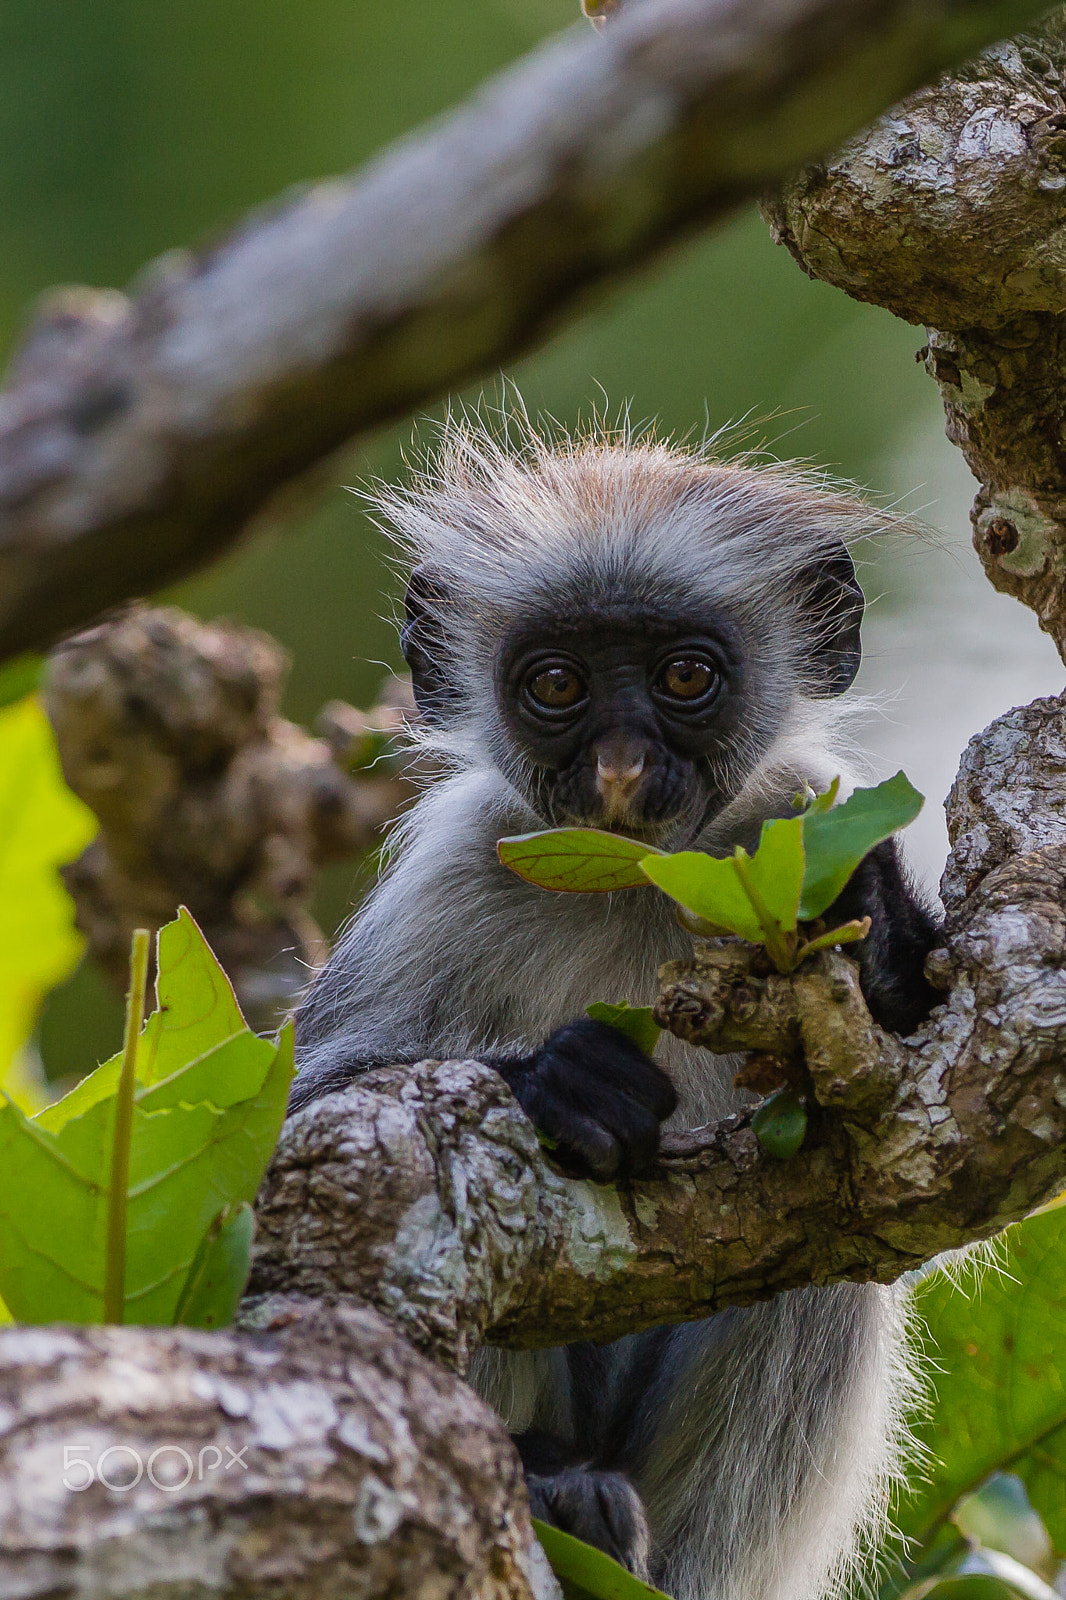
[526,1465,651,1578]
[822,836,943,1035]
[488,1018,677,1182]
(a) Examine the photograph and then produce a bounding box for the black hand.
[489,1017,677,1182]
[822,836,943,1034]
[526,1466,651,1577]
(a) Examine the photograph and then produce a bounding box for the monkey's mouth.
[546,759,694,841]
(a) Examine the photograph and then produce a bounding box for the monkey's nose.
[596,752,645,788]
[595,747,647,819]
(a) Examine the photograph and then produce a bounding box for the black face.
[496,610,749,839]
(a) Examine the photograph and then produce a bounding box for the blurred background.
[9,0,1062,1075]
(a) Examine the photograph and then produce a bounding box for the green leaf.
[892,1206,1066,1565]
[802,776,841,816]
[799,773,923,921]
[751,1088,807,1159]
[918,1580,1040,1599]
[532,1520,671,1600]
[0,658,41,709]
[498,829,662,893]
[586,1002,661,1056]
[0,697,96,1110]
[736,815,806,933]
[954,1476,1055,1581]
[640,816,804,958]
[916,1548,1061,1600]
[0,915,293,1325]
[639,850,763,941]
[36,907,249,1133]
[174,1202,255,1328]
[797,918,870,958]
[137,906,248,1086]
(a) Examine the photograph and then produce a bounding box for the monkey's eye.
[656,658,718,704]
[524,664,587,711]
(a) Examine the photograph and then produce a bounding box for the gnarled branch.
[0,0,1048,661]
[764,7,1066,659]
[0,1305,553,1600]
[244,693,1066,1359]
[44,607,415,1031]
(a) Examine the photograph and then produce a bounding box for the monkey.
[291,419,941,1600]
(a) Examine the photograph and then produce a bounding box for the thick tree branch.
[0,0,1049,661]
[14,16,1066,1594]
[244,692,1066,1360]
[14,707,1066,1600]
[764,7,1066,658]
[0,1304,554,1600]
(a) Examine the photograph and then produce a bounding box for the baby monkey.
[293,420,940,1600]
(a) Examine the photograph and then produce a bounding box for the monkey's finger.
[533,1075,663,1180]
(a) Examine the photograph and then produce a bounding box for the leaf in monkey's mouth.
[497,827,663,893]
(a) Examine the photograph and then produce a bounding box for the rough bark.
[13,11,1066,1595]
[43,607,415,1031]
[764,6,1066,659]
[0,0,1050,662]
[240,692,1066,1357]
[0,1304,553,1600]
[11,690,1066,1600]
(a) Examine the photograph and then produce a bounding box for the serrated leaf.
[799,773,923,921]
[137,907,248,1085]
[586,1002,661,1056]
[532,1519,671,1600]
[0,917,293,1325]
[36,906,249,1134]
[751,1088,807,1160]
[174,1202,255,1328]
[498,829,662,893]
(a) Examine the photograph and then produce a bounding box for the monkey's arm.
[822,834,942,1034]
[290,774,679,1175]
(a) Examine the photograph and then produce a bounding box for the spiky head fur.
[368,413,892,843]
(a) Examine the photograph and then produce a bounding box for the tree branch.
[0,1304,554,1600]
[0,0,1048,661]
[12,15,1066,1594]
[243,691,1066,1359]
[764,6,1066,658]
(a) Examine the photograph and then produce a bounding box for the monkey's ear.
[401,565,460,720]
[801,548,865,698]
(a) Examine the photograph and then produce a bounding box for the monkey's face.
[494,608,752,842]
